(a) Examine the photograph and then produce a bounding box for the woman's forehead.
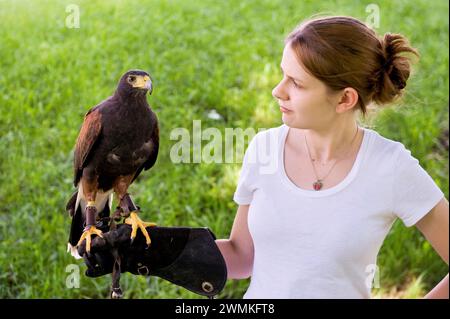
[281,45,313,82]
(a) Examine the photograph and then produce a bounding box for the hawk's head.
[117,69,153,96]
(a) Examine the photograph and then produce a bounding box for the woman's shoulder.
[243,124,286,166]
[362,126,413,164]
[250,124,287,144]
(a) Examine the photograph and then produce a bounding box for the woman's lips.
[280,105,292,113]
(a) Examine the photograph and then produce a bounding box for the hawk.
[66,69,159,257]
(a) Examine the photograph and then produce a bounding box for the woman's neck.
[289,118,361,163]
[304,122,360,163]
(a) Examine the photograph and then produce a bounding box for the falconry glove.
[77,222,227,299]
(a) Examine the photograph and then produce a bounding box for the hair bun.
[373,33,419,105]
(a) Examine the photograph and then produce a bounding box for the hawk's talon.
[124,211,156,246]
[77,225,103,253]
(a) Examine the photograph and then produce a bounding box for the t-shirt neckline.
[278,124,371,197]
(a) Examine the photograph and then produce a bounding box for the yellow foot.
[124,211,157,246]
[77,226,103,253]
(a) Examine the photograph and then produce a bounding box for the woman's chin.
[281,113,294,125]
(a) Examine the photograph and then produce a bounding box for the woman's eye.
[292,80,301,88]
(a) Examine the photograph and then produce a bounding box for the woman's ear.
[336,88,359,113]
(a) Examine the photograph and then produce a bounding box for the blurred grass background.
[0,0,448,298]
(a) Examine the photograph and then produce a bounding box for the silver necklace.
[304,126,359,191]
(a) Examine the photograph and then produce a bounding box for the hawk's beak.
[133,75,153,94]
[145,77,153,94]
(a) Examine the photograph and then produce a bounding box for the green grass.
[0,0,448,298]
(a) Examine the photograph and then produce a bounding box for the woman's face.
[272,44,340,130]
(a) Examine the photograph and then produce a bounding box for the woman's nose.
[272,82,288,101]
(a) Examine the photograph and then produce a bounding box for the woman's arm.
[415,197,449,299]
[216,204,254,279]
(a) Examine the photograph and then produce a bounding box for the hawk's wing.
[73,107,102,187]
[131,122,159,184]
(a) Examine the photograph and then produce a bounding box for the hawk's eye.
[129,75,136,82]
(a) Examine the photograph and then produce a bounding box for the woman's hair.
[286,16,419,117]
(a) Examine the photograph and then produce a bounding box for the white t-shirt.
[233,124,444,299]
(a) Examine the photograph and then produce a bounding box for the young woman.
[216,16,449,299]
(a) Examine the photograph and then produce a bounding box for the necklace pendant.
[313,180,323,191]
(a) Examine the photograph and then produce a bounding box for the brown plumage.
[67,69,159,258]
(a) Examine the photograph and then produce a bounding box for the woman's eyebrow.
[280,65,304,83]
